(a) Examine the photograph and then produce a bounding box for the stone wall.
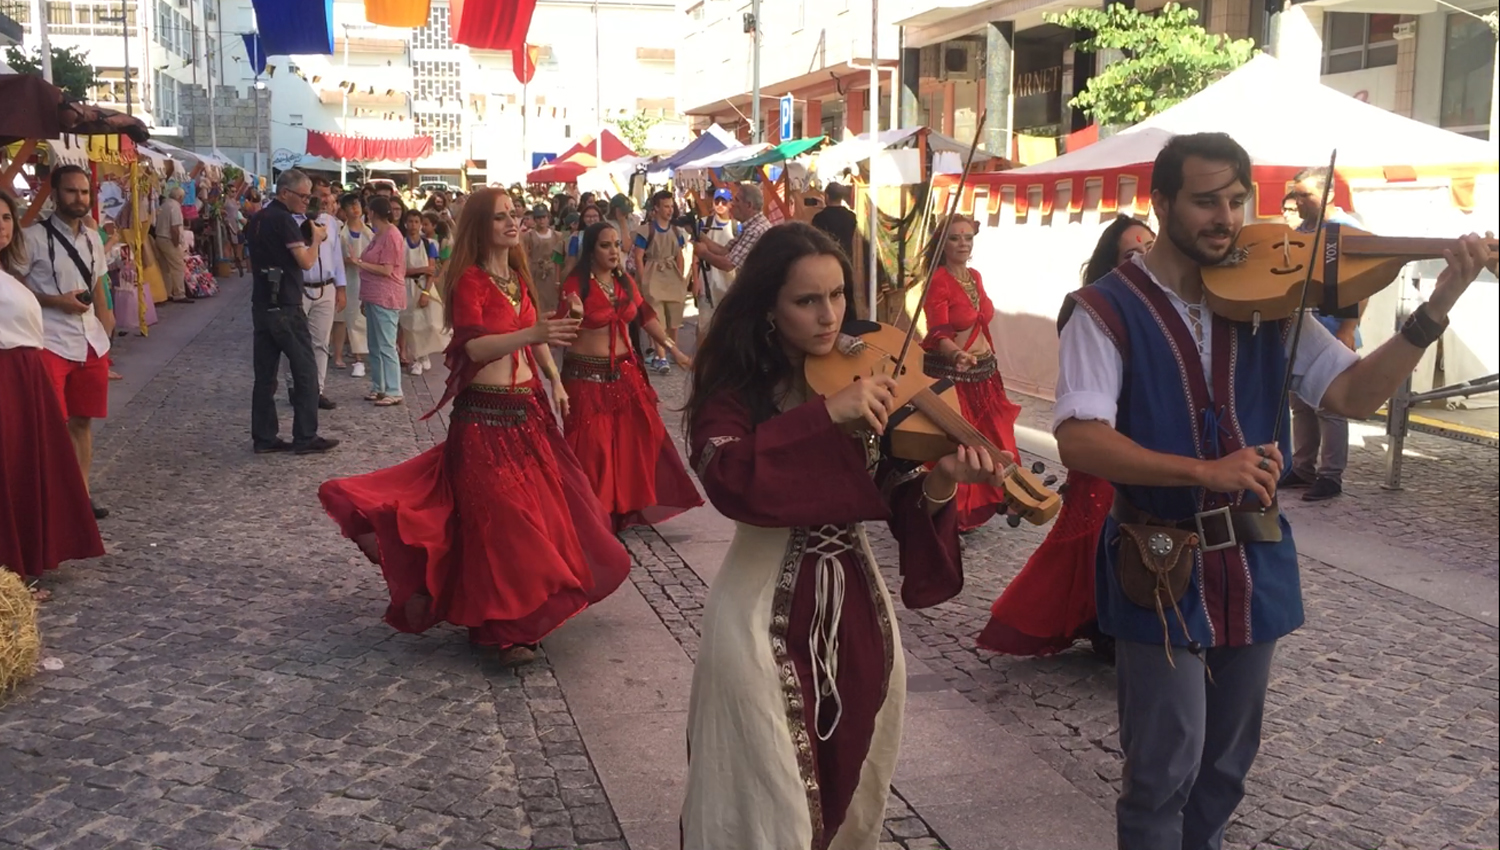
[180,85,271,156]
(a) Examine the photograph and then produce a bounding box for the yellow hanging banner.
[364,0,431,28]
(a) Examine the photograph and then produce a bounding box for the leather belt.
[1110,493,1282,552]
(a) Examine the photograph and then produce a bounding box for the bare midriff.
[570,325,632,360]
[956,324,992,357]
[473,351,534,386]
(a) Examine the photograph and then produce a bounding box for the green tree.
[615,111,665,153]
[4,45,102,100]
[1046,3,1256,128]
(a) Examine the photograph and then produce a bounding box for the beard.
[1164,205,1235,266]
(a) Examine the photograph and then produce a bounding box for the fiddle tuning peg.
[1057,482,1069,496]
[1031,461,1046,475]
[1007,513,1023,528]
[1044,475,1058,487]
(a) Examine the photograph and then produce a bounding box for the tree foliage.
[615,112,665,153]
[4,45,102,100]
[1045,3,1256,128]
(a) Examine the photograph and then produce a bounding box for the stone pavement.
[3,284,1496,850]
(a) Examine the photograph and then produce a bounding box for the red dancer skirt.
[0,346,104,578]
[924,352,1022,531]
[561,353,702,533]
[978,470,1113,656]
[318,383,631,648]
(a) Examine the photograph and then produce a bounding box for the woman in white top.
[398,208,449,375]
[0,192,104,598]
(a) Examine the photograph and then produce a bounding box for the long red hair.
[439,188,535,329]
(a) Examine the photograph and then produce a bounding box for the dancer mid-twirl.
[319,189,630,668]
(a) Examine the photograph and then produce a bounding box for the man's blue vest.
[1069,261,1304,648]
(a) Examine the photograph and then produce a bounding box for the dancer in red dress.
[319,189,631,667]
[920,215,1022,531]
[0,192,104,598]
[977,214,1155,659]
[553,222,703,532]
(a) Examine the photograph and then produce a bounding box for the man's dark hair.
[1151,133,1253,201]
[824,182,851,205]
[649,190,674,212]
[311,176,331,190]
[1291,165,1331,193]
[338,192,362,211]
[49,164,90,192]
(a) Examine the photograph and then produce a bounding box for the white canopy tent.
[949,54,1498,401]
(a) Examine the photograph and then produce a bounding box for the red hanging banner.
[452,0,539,52]
[513,43,540,85]
[306,130,435,161]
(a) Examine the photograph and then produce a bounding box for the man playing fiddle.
[1054,132,1491,850]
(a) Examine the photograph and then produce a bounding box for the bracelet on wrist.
[1400,304,1449,349]
[922,478,959,506]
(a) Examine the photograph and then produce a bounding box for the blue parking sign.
[780,94,794,142]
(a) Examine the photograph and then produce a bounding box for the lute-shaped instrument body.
[1203,223,1499,323]
[804,324,1062,526]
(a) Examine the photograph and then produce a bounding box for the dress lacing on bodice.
[808,523,857,741]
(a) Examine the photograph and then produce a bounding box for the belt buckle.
[1194,506,1237,552]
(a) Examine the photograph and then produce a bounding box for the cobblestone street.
[1,285,1496,850]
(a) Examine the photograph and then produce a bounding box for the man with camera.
[20,165,116,519]
[292,178,346,411]
[245,169,339,455]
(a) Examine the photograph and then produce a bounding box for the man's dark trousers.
[252,304,321,449]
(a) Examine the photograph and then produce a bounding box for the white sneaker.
[409,361,424,376]
[351,362,366,378]
[421,355,432,369]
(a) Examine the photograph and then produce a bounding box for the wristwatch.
[1401,304,1449,349]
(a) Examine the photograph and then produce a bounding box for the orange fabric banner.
[364,0,430,27]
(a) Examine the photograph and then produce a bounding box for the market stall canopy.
[645,125,737,182]
[961,54,1497,218]
[251,0,335,56]
[730,136,827,169]
[525,130,638,184]
[0,74,151,145]
[305,129,434,161]
[144,141,233,179]
[814,127,1000,177]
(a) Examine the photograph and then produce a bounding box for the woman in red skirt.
[977,214,1155,660]
[0,192,104,599]
[920,215,1022,531]
[552,221,703,532]
[319,189,631,667]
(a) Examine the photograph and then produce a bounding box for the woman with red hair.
[319,189,631,667]
[553,221,701,531]
[920,215,1022,531]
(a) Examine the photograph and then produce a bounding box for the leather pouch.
[1115,524,1198,610]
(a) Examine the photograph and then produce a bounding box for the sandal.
[364,392,386,402]
[27,582,51,603]
[497,646,537,668]
[374,396,404,407]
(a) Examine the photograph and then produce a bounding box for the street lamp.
[98,6,132,116]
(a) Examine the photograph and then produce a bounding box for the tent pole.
[594,0,603,164]
[867,0,880,321]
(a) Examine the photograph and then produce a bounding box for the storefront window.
[1440,9,1496,136]
[1323,13,1399,74]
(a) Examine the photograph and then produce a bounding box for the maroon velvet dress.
[318,266,631,648]
[555,271,702,532]
[681,393,962,850]
[921,266,1023,531]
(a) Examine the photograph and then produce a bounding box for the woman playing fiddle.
[919,215,1023,531]
[318,189,631,668]
[554,221,702,532]
[978,215,1155,661]
[680,221,1008,850]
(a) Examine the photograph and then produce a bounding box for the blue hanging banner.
[241,33,267,75]
[250,0,335,56]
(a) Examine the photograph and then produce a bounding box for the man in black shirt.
[811,181,858,262]
[245,169,339,455]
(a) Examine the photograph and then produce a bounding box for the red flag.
[513,43,539,84]
[452,0,538,51]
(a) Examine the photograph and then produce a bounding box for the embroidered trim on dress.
[769,526,827,846]
[695,435,740,478]
[452,384,533,427]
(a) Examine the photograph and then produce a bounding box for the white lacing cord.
[808,524,851,741]
[1186,302,1207,355]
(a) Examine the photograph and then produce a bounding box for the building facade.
[678,0,1497,155]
